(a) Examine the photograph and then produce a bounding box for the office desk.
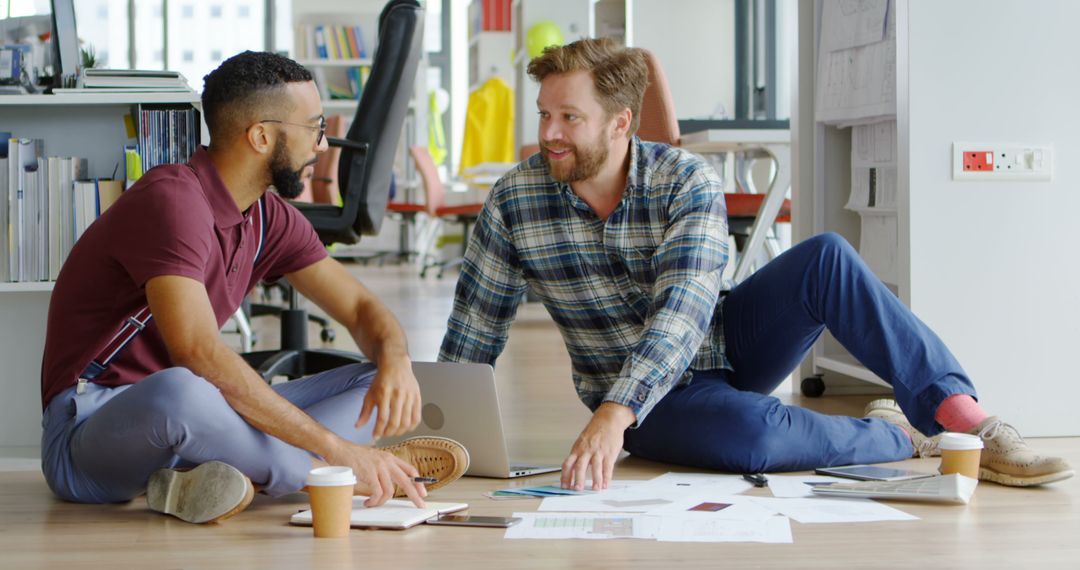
[680,128,791,283]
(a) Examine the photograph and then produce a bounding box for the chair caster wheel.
[801,376,825,398]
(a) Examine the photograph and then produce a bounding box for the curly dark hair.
[201,51,313,141]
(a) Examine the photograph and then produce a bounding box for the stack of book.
[0,136,119,283]
[60,69,194,93]
[295,24,368,60]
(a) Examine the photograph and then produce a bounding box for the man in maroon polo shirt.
[39,51,467,524]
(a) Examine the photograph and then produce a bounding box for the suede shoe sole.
[377,436,470,496]
[146,461,255,524]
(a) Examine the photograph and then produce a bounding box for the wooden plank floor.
[2,263,1078,568]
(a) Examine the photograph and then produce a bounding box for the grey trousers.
[41,363,377,503]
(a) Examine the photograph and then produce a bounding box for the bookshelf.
[468,1,513,92]
[0,91,203,447]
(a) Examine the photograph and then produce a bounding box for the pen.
[413,476,438,484]
[742,473,768,487]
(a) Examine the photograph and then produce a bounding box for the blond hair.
[527,37,648,136]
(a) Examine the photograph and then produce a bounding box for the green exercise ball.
[526,21,564,59]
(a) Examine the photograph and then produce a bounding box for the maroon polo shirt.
[41,147,327,409]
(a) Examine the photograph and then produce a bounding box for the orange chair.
[408,145,485,278]
[519,143,540,162]
[636,49,790,254]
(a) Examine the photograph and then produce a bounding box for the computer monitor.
[50,0,80,87]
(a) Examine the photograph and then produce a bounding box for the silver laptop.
[379,362,560,478]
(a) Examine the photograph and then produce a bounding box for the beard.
[541,133,609,183]
[269,136,317,200]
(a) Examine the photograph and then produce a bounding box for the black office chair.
[241,0,425,381]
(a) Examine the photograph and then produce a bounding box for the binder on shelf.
[124,145,143,189]
[0,132,8,282]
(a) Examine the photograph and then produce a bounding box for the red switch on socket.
[963,151,994,171]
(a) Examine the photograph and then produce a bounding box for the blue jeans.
[41,363,378,503]
[623,233,976,473]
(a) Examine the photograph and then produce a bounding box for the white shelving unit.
[511,0,593,152]
[796,0,1080,436]
[468,32,513,92]
[795,0,898,397]
[0,92,203,447]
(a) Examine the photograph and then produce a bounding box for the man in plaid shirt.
[439,38,1070,489]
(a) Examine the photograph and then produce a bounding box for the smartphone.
[814,464,935,482]
[426,514,522,528]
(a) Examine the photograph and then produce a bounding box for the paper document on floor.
[537,472,751,513]
[765,474,849,498]
[656,515,793,543]
[749,496,919,523]
[642,494,777,521]
[504,513,660,540]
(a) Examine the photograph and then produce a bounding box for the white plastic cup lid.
[938,432,984,451]
[306,466,357,487]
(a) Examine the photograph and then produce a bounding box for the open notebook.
[289,497,469,530]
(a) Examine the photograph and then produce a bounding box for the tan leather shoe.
[377,436,470,496]
[864,398,942,457]
[970,417,1074,487]
[146,461,255,524]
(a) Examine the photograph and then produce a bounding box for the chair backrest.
[636,49,681,146]
[309,0,424,245]
[409,145,445,216]
[519,143,540,162]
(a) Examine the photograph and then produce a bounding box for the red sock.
[934,394,988,432]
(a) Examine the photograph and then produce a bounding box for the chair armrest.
[327,137,369,154]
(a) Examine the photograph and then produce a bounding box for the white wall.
[903,0,1080,436]
[632,0,734,119]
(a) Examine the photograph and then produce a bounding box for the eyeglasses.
[260,115,327,145]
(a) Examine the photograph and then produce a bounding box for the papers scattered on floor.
[656,515,793,544]
[765,474,849,498]
[505,513,660,540]
[643,494,778,521]
[537,473,750,513]
[507,471,921,542]
[749,496,919,524]
[490,484,596,498]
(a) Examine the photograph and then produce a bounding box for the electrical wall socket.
[952,142,1053,181]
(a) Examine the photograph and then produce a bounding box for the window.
[72,0,288,91]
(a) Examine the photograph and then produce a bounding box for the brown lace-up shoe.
[146,461,255,524]
[864,399,942,457]
[377,436,470,496]
[969,417,1074,487]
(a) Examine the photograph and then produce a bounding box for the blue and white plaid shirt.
[439,138,731,423]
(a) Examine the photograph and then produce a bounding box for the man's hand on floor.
[561,403,637,491]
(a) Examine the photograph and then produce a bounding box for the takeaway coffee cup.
[306,466,357,538]
[938,432,984,479]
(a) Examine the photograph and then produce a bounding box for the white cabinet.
[0,93,202,447]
